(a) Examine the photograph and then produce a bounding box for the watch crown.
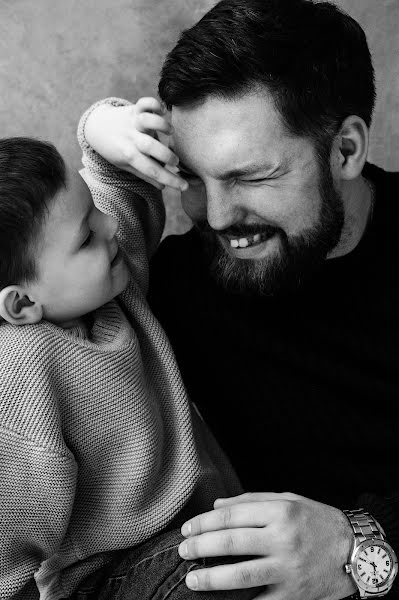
[345,564,352,574]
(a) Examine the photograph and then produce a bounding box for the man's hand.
[84,97,187,192]
[178,492,357,600]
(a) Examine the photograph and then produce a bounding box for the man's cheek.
[181,188,208,222]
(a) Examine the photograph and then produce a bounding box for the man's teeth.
[230,233,262,248]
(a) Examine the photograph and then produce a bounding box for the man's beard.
[195,163,345,296]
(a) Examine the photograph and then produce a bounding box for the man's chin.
[209,243,293,297]
[199,230,326,297]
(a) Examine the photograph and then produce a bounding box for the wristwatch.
[343,509,398,598]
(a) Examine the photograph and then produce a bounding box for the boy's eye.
[81,230,94,248]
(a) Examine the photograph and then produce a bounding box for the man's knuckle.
[221,532,235,554]
[235,565,253,587]
[282,491,297,500]
[255,563,276,585]
[220,506,232,528]
[240,492,252,501]
[276,521,300,554]
[191,519,201,534]
[279,499,298,522]
[289,529,303,554]
[198,570,213,590]
[186,539,197,556]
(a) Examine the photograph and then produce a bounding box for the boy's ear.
[334,115,369,181]
[0,286,43,325]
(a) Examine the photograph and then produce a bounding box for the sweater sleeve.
[0,428,77,600]
[77,98,165,296]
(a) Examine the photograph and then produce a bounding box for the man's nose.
[205,185,245,231]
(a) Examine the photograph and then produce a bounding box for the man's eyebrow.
[178,159,283,180]
[217,162,280,180]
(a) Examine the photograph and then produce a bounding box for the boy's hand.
[84,97,187,192]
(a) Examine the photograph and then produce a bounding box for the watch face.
[356,543,394,588]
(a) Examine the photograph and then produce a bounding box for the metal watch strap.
[344,509,385,599]
[343,509,384,544]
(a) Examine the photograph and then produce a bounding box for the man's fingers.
[135,97,164,115]
[185,558,279,591]
[179,528,270,559]
[214,492,295,508]
[181,503,275,538]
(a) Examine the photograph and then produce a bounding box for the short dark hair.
[0,137,66,289]
[159,0,376,155]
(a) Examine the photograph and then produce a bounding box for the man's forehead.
[171,92,289,174]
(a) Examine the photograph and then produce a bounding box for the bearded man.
[149,1,399,598]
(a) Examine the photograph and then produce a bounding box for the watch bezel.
[350,538,398,595]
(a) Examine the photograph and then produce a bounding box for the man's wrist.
[339,508,357,563]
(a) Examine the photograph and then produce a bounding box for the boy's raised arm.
[77,97,187,295]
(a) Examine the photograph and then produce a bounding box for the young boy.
[0,99,259,600]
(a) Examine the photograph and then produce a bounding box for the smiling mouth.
[224,232,273,249]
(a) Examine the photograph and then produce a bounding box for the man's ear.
[334,115,369,181]
[0,286,43,325]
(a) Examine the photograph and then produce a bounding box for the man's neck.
[328,174,374,259]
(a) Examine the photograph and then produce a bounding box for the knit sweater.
[0,99,240,600]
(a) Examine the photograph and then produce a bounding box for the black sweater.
[149,163,399,578]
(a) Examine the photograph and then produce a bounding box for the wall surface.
[0,0,398,236]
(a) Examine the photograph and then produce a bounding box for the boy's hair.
[159,0,376,159]
[0,137,66,290]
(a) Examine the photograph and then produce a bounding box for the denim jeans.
[70,528,264,600]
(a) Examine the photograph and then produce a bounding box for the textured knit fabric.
[0,98,241,600]
[149,162,399,597]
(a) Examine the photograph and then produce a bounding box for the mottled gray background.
[0,0,398,236]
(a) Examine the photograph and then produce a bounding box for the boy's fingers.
[132,155,187,191]
[136,112,173,135]
[135,97,163,115]
[136,133,179,167]
[137,173,164,190]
